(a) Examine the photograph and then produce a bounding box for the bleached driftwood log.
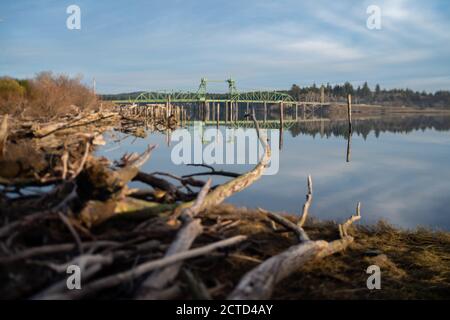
[298,174,312,227]
[136,113,270,299]
[32,112,117,138]
[171,112,270,219]
[135,179,212,299]
[43,235,246,299]
[228,177,361,300]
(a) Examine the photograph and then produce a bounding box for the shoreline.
[0,110,449,299]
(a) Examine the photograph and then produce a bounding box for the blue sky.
[1,0,450,93]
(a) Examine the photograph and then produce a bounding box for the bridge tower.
[227,78,238,100]
[198,78,208,101]
[197,77,239,101]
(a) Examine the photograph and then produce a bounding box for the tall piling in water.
[346,94,353,162]
[264,102,267,123]
[225,101,229,124]
[347,94,352,132]
[279,102,284,150]
[216,103,220,128]
[279,102,284,127]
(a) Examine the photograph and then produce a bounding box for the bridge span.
[113,78,330,123]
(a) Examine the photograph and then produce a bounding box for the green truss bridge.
[112,78,328,106]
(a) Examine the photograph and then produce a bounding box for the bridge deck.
[113,99,329,105]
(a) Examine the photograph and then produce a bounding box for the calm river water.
[97,115,450,230]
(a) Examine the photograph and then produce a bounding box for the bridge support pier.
[279,102,284,150]
[205,102,210,121]
[279,102,284,126]
[225,101,229,124]
[216,103,220,128]
[230,102,234,122]
[264,102,267,123]
[230,102,233,122]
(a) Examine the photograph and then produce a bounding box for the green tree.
[361,82,371,99]
[289,84,301,101]
[343,82,354,96]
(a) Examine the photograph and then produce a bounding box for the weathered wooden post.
[295,103,298,121]
[251,104,256,122]
[202,102,206,122]
[347,94,352,132]
[165,98,169,119]
[246,102,249,114]
[205,102,210,122]
[264,102,267,123]
[279,102,284,128]
[346,94,352,162]
[230,101,234,122]
[278,102,284,150]
[231,102,233,122]
[225,101,229,124]
[216,103,220,128]
[320,85,325,104]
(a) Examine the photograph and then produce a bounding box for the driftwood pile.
[0,110,362,300]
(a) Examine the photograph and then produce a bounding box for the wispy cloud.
[282,39,364,60]
[0,0,449,92]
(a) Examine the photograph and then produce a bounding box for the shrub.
[0,72,98,118]
[0,77,26,115]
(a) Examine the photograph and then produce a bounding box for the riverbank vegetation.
[288,82,450,109]
[0,72,98,118]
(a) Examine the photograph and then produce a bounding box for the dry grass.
[0,72,98,118]
[1,200,449,299]
[187,204,450,299]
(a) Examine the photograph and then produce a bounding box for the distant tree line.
[94,80,450,110]
[288,82,450,109]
